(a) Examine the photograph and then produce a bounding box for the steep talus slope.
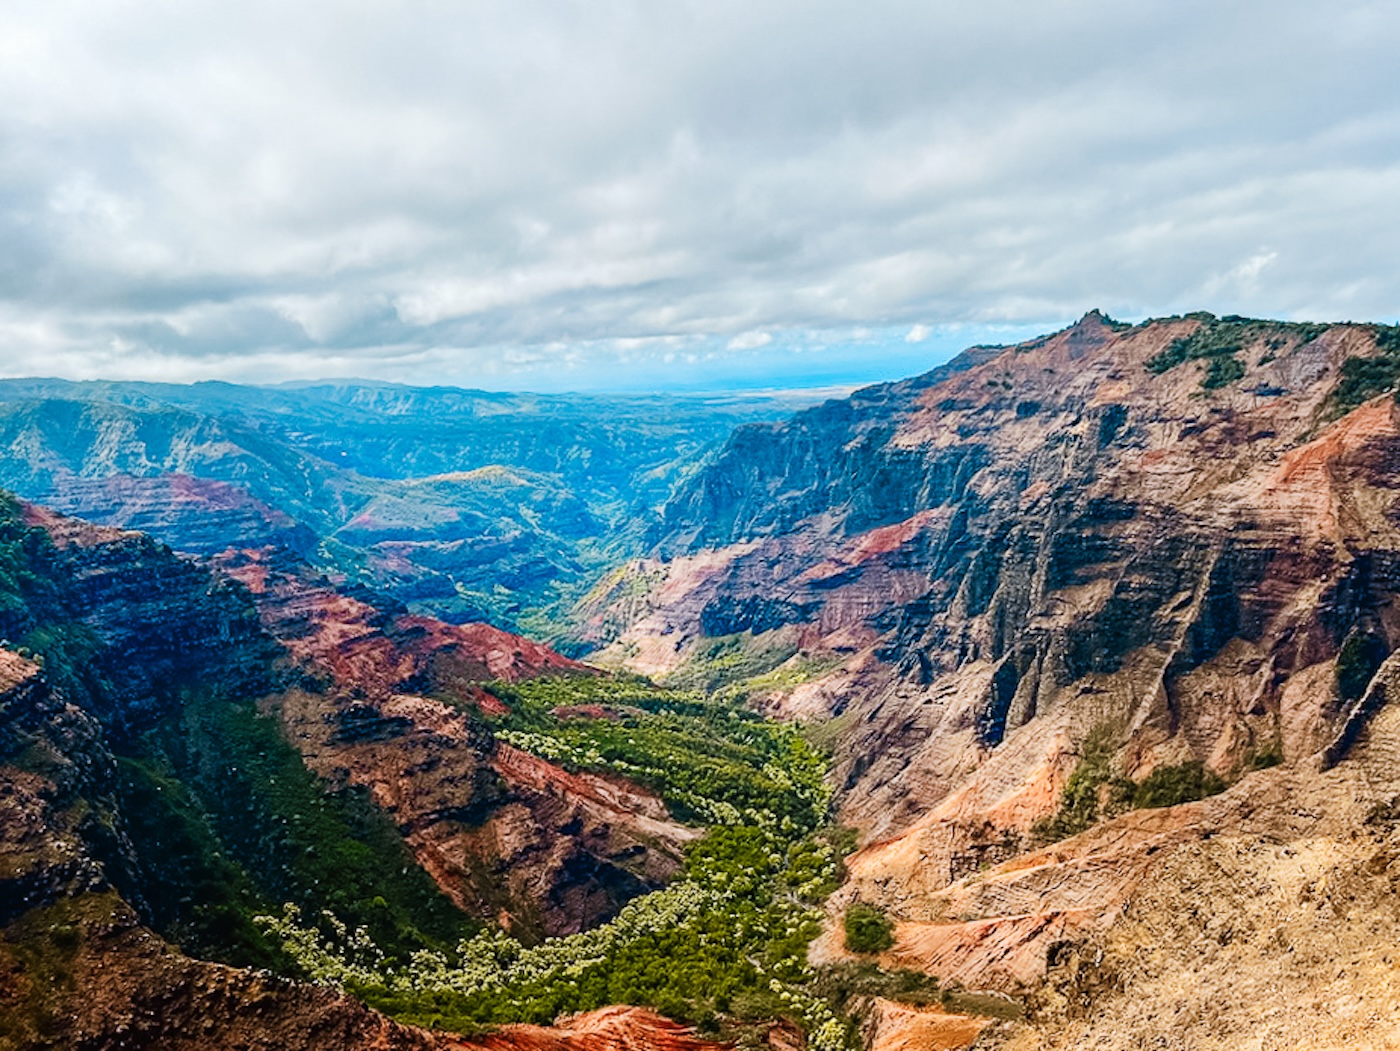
[586,311,1400,1045]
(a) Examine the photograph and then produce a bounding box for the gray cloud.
[1,0,1398,388]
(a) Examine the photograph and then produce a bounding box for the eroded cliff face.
[598,313,1398,823]
[583,312,1400,1044]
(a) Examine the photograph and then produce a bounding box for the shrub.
[1145,315,1325,391]
[484,675,832,829]
[1202,355,1246,389]
[1033,725,1133,843]
[1131,761,1224,809]
[1248,745,1283,770]
[843,903,894,954]
[1336,631,1388,703]
[1328,326,1400,414]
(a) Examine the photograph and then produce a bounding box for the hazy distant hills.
[0,379,826,635]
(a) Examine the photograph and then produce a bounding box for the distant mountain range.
[0,379,824,637]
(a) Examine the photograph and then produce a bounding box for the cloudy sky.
[2,1,1398,391]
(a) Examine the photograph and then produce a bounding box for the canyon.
[4,311,1400,1048]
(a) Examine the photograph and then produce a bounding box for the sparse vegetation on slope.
[1145,313,1325,389]
[1328,325,1400,413]
[1036,727,1229,843]
[1033,727,1134,843]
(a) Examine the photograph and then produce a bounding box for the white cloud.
[727,331,773,351]
[0,1,1398,387]
[1202,250,1279,299]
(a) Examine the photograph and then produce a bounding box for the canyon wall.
[583,312,1400,1046]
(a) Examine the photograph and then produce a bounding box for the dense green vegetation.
[663,631,802,695]
[258,678,855,1049]
[263,824,847,1045]
[1329,325,1400,414]
[1201,354,1246,389]
[112,755,285,969]
[1145,314,1326,390]
[842,903,894,954]
[483,674,830,826]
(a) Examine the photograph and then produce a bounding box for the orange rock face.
[864,999,989,1051]
[465,1007,726,1051]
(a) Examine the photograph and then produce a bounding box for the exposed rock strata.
[597,313,1400,841]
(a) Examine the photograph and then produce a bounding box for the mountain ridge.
[579,309,1400,1045]
[0,381,820,634]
